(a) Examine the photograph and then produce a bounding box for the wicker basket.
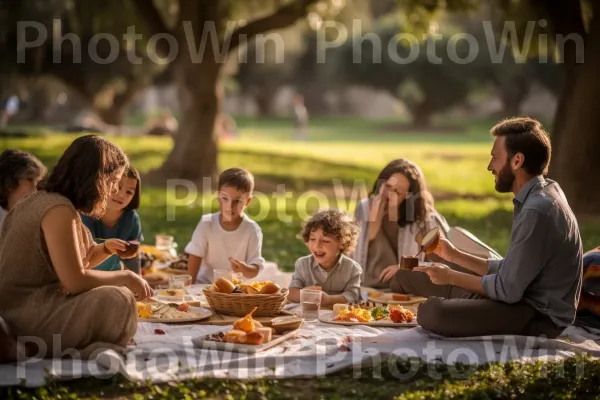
[203,287,289,317]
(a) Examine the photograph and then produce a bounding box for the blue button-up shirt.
[481,176,583,328]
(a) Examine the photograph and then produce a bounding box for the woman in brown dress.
[0,135,153,362]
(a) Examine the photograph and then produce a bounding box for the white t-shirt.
[184,212,265,284]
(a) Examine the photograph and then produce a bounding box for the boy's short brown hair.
[218,168,254,193]
[299,209,360,255]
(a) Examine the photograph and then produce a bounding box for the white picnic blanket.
[2,318,600,388]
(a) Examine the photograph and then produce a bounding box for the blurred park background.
[1,0,600,270]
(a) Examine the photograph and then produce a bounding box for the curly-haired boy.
[288,209,362,305]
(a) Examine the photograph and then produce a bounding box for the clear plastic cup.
[169,274,192,291]
[300,288,322,321]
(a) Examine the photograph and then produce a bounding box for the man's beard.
[495,161,515,193]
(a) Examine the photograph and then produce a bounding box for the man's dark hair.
[0,149,47,208]
[218,168,254,193]
[38,135,129,217]
[491,117,552,175]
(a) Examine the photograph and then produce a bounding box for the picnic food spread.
[333,302,415,324]
[211,278,283,295]
[203,307,275,345]
[136,301,206,320]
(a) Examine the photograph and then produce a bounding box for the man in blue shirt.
[393,117,583,338]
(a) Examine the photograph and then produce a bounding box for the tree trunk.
[552,14,600,215]
[146,58,221,185]
[411,103,432,128]
[254,88,275,117]
[533,0,587,176]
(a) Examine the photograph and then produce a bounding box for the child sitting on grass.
[0,149,46,236]
[185,168,265,284]
[289,209,362,306]
[81,166,143,273]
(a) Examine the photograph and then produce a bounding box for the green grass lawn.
[1,117,600,399]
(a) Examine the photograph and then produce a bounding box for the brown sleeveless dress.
[0,191,137,359]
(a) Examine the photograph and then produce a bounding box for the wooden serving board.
[193,328,300,354]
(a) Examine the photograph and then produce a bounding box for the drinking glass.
[300,288,322,321]
[213,269,243,283]
[169,274,192,292]
[155,234,174,250]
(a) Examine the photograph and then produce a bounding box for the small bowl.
[117,240,140,258]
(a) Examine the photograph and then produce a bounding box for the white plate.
[193,328,299,353]
[318,310,418,327]
[139,306,213,323]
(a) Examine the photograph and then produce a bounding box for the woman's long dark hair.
[369,159,435,229]
[38,135,129,217]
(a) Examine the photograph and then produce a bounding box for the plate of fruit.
[319,302,418,327]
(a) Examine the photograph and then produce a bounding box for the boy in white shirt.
[185,168,265,284]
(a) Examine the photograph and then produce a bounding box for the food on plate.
[389,306,415,323]
[333,302,415,324]
[370,306,390,321]
[154,328,166,335]
[260,282,281,295]
[157,288,186,298]
[233,307,257,333]
[140,251,157,269]
[392,294,411,301]
[168,253,189,270]
[207,309,277,346]
[368,291,382,299]
[137,302,152,319]
[136,301,207,320]
[254,327,273,342]
[400,256,419,270]
[224,329,247,343]
[214,278,236,294]
[244,331,265,345]
[333,304,349,313]
[117,240,140,258]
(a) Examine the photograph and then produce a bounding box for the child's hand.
[228,257,259,278]
[320,292,330,306]
[229,257,247,273]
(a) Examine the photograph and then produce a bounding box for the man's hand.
[379,264,400,283]
[413,262,454,285]
[432,238,458,263]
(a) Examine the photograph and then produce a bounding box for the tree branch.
[225,0,319,50]
[132,0,172,37]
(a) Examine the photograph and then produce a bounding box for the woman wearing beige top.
[0,135,153,363]
[352,159,449,289]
